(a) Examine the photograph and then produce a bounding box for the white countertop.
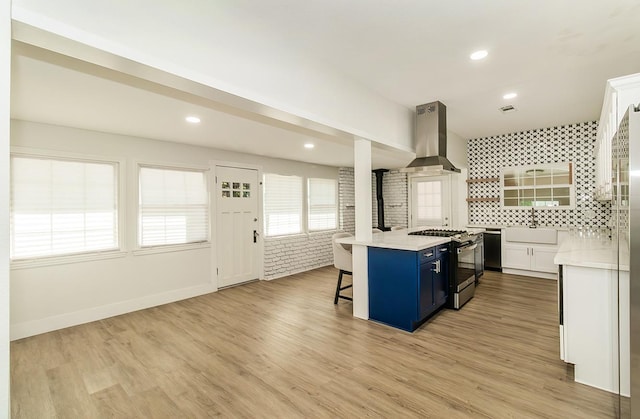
[335,227,485,251]
[468,224,570,231]
[554,237,629,271]
[336,229,450,251]
[467,224,507,229]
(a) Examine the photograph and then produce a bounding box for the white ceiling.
[10,0,640,168]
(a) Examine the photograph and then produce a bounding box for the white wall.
[447,130,469,170]
[1,0,10,415]
[11,1,414,152]
[10,120,338,339]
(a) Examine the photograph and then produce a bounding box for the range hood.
[400,101,460,174]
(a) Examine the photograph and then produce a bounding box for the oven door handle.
[457,243,478,254]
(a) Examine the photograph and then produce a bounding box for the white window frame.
[10,147,126,269]
[263,173,304,237]
[307,177,338,232]
[408,174,451,228]
[135,162,211,254]
[500,162,575,209]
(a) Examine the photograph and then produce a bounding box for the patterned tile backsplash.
[468,121,611,228]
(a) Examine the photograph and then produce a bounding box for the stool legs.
[334,269,353,304]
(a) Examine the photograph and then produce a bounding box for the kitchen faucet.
[529,207,538,228]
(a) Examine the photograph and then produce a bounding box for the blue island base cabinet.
[368,245,449,332]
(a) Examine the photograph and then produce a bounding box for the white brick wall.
[263,167,409,280]
[263,231,335,280]
[382,170,409,228]
[339,167,356,233]
[339,167,408,231]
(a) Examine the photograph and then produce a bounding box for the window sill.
[11,250,127,270]
[133,242,211,256]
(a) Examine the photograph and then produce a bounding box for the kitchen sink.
[504,227,557,244]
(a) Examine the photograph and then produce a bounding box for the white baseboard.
[502,268,557,280]
[10,283,217,341]
[263,262,332,281]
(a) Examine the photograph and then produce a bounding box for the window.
[410,175,450,227]
[501,162,574,208]
[10,155,119,259]
[139,166,209,247]
[308,178,337,231]
[263,174,302,236]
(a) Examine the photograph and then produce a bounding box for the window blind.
[263,173,302,236]
[308,178,337,231]
[10,156,118,259]
[139,166,209,246]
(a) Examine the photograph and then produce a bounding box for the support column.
[0,0,11,416]
[352,138,372,319]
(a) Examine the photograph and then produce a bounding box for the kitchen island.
[337,229,482,332]
[554,237,629,396]
[336,229,450,252]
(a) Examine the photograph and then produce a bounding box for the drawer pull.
[424,252,434,257]
[439,248,448,252]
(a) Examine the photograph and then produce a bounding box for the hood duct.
[400,101,460,174]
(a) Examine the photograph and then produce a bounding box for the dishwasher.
[484,228,502,271]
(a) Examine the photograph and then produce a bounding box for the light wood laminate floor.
[11,268,626,418]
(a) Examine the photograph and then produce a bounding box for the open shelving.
[466,177,499,202]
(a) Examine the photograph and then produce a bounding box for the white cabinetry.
[502,230,568,279]
[560,264,629,396]
[595,73,640,201]
[503,243,559,275]
[502,245,530,270]
[531,246,559,272]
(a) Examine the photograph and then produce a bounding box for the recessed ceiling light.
[185,116,201,124]
[304,143,315,149]
[503,92,518,100]
[470,50,488,60]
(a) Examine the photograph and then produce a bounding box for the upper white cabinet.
[595,73,640,201]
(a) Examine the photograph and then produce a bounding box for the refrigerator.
[613,104,639,417]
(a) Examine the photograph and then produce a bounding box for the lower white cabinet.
[503,243,560,274]
[560,264,629,396]
[502,230,568,278]
[531,246,559,272]
[502,245,530,270]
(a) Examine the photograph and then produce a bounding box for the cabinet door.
[368,247,419,331]
[531,246,559,273]
[502,244,531,270]
[419,261,435,320]
[433,248,449,307]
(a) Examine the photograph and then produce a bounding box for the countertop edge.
[468,224,570,231]
[553,237,630,272]
[336,234,451,252]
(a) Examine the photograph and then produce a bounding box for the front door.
[410,175,451,227]
[215,165,260,287]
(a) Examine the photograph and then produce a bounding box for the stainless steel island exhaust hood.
[400,101,460,174]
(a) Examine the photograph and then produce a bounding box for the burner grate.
[408,229,467,237]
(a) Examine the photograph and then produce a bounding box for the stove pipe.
[373,169,391,231]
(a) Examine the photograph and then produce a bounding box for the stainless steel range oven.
[452,238,478,309]
[408,229,481,309]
